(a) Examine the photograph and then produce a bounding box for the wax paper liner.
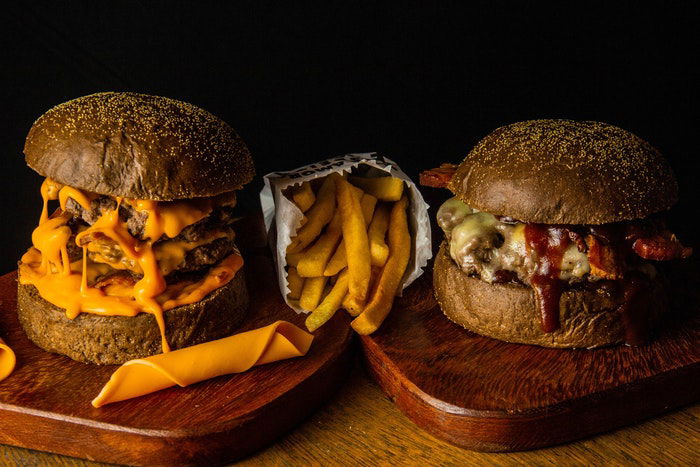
[260,153,432,313]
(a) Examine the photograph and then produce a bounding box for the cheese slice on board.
[92,321,314,407]
[0,338,16,382]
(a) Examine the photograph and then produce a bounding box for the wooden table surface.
[1,354,698,466]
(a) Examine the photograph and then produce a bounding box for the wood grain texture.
[0,253,354,465]
[2,363,699,466]
[2,196,699,464]
[358,256,700,452]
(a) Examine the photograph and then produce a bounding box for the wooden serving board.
[0,253,354,465]
[359,259,700,452]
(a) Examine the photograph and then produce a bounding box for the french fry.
[286,251,305,268]
[360,193,378,223]
[349,176,404,201]
[299,276,328,311]
[323,240,347,276]
[286,267,304,300]
[342,292,365,317]
[291,181,316,212]
[368,203,391,267]
[349,183,364,200]
[306,270,349,332]
[287,174,339,254]
[297,211,343,277]
[348,184,379,220]
[323,193,376,276]
[367,265,383,298]
[351,196,411,335]
[342,266,381,316]
[336,178,371,302]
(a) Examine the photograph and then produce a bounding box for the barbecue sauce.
[437,194,689,344]
[524,224,571,332]
[526,221,656,344]
[617,272,652,345]
[589,225,653,344]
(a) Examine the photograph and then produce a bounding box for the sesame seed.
[24,92,255,200]
[449,119,678,224]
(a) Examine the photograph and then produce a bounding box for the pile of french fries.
[284,172,411,335]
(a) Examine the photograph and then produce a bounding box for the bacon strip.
[419,163,458,188]
[632,231,693,261]
[586,235,625,280]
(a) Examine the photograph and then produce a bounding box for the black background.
[2,2,698,274]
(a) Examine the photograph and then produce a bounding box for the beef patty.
[62,195,238,281]
[64,196,237,243]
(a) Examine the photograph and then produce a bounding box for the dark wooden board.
[0,253,354,465]
[359,259,700,452]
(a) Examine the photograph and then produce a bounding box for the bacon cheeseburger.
[18,92,254,364]
[424,120,692,348]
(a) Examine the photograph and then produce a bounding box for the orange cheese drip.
[31,213,72,274]
[59,185,96,211]
[40,178,98,224]
[39,178,63,224]
[154,231,232,276]
[0,337,16,383]
[161,253,243,309]
[133,199,213,241]
[81,245,89,293]
[20,249,243,321]
[129,192,237,241]
[76,198,171,352]
[18,180,243,356]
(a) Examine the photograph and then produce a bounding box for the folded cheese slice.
[0,337,16,383]
[92,321,314,407]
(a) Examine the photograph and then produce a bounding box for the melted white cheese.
[438,197,591,284]
[436,197,473,238]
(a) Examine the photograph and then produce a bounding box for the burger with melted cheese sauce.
[17,92,254,364]
[423,120,692,348]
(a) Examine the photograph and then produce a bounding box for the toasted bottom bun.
[17,268,249,364]
[433,242,666,348]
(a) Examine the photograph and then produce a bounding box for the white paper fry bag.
[260,153,432,313]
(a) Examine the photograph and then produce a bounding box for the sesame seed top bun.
[448,119,677,224]
[24,92,254,200]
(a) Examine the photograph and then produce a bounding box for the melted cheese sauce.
[133,199,212,241]
[126,191,236,241]
[59,185,97,211]
[18,179,242,354]
[39,178,63,224]
[154,231,232,275]
[438,197,590,283]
